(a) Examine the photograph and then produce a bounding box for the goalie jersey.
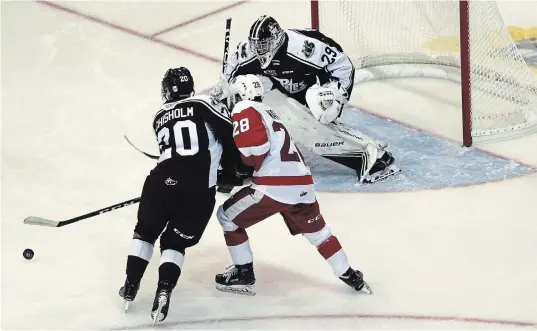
[224,29,355,104]
[231,99,316,205]
[153,94,240,189]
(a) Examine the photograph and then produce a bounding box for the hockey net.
[312,0,537,146]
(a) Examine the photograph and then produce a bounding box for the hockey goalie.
[213,15,400,183]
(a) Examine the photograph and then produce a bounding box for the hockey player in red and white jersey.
[214,74,372,296]
[213,15,400,183]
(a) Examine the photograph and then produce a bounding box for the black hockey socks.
[158,249,185,287]
[126,255,149,284]
[158,263,181,287]
[126,237,154,284]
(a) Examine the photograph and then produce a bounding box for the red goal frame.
[310,0,473,147]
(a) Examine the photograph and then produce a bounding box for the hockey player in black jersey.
[119,67,246,324]
[213,15,400,183]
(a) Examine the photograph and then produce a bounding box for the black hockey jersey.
[224,29,355,104]
[152,94,240,189]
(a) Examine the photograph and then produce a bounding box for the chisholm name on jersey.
[156,106,194,130]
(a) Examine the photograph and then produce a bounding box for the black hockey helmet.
[161,67,195,103]
[248,15,285,69]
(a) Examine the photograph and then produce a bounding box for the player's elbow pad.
[305,84,346,124]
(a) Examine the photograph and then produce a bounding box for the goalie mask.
[161,67,195,103]
[248,15,285,69]
[227,75,264,110]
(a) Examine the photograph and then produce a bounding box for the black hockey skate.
[362,150,400,184]
[119,278,140,312]
[339,268,372,294]
[215,263,256,296]
[151,281,174,325]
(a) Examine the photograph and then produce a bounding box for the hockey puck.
[23,248,34,260]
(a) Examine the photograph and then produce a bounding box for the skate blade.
[362,281,373,295]
[364,164,401,183]
[216,283,256,296]
[151,297,167,325]
[124,300,130,313]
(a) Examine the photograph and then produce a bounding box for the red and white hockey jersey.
[231,100,316,205]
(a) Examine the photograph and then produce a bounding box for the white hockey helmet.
[227,74,264,109]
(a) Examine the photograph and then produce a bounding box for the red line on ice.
[111,313,537,330]
[37,0,220,64]
[150,1,249,38]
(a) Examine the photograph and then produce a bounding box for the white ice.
[2,2,536,330]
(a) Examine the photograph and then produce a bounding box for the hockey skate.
[215,263,256,296]
[119,278,140,312]
[362,149,400,184]
[339,268,372,294]
[151,281,174,325]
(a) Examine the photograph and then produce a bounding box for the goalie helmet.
[161,67,195,103]
[227,74,264,109]
[248,15,285,69]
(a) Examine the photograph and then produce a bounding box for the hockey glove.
[210,74,229,100]
[305,81,348,124]
[216,163,252,193]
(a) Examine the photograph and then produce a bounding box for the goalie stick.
[215,17,234,194]
[222,17,232,73]
[24,197,140,227]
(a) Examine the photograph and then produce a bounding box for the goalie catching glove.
[305,81,348,124]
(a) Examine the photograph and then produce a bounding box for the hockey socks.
[224,228,254,265]
[158,249,184,286]
[316,235,351,277]
[126,238,154,284]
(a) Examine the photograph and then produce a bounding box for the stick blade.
[24,216,60,227]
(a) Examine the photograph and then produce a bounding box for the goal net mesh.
[317,0,537,142]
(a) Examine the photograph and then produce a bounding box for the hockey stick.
[222,17,232,73]
[216,17,240,195]
[124,135,159,160]
[24,197,141,227]
[216,17,235,195]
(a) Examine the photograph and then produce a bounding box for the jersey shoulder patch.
[285,29,325,68]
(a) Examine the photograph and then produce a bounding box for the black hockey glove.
[216,163,254,193]
[234,162,254,180]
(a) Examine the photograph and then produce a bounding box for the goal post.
[459,0,472,146]
[311,0,537,147]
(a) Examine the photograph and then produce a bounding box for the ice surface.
[2,1,536,330]
[301,106,535,192]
